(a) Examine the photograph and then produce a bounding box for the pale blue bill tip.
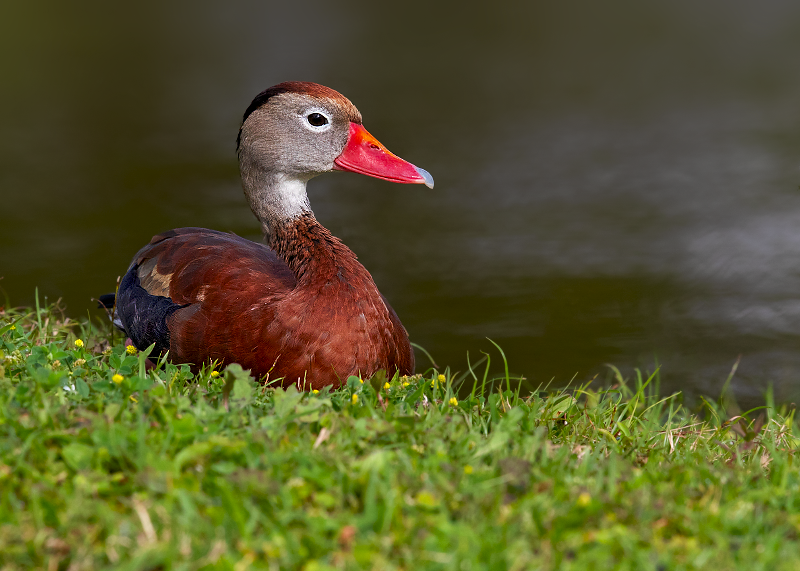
[415,166,434,189]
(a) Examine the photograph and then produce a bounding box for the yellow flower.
[359,378,364,384]
[403,381,410,388]
[210,370,220,378]
[74,339,84,348]
[577,492,591,507]
[112,374,124,384]
[129,395,138,403]
[351,393,359,404]
[449,397,458,406]
[464,465,474,475]
[383,382,391,390]
[438,374,446,383]
[312,389,319,394]
[10,325,16,331]
[126,345,137,355]
[73,358,86,368]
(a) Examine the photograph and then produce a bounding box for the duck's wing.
[113,227,296,362]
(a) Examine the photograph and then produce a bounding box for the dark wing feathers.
[116,268,185,356]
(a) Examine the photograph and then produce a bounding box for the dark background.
[3,1,800,406]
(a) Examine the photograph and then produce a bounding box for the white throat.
[273,174,312,219]
[245,171,315,237]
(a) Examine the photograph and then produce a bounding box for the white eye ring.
[301,108,332,132]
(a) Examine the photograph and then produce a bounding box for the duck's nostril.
[368,143,380,150]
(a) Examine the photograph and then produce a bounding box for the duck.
[101,81,433,389]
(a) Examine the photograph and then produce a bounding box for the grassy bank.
[2,299,800,570]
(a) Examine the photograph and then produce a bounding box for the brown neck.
[269,213,373,289]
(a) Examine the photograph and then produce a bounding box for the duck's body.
[107,82,432,388]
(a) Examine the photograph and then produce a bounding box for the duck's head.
[237,82,433,231]
[237,82,433,232]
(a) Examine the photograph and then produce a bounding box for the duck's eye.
[307,113,328,127]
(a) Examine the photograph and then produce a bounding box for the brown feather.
[131,221,413,388]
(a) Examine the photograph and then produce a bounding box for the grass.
[2,297,800,570]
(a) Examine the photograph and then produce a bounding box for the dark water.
[3,1,800,406]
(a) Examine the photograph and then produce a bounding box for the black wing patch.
[116,264,187,357]
[97,293,116,309]
[97,292,125,331]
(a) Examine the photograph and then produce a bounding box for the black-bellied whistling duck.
[103,81,433,389]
